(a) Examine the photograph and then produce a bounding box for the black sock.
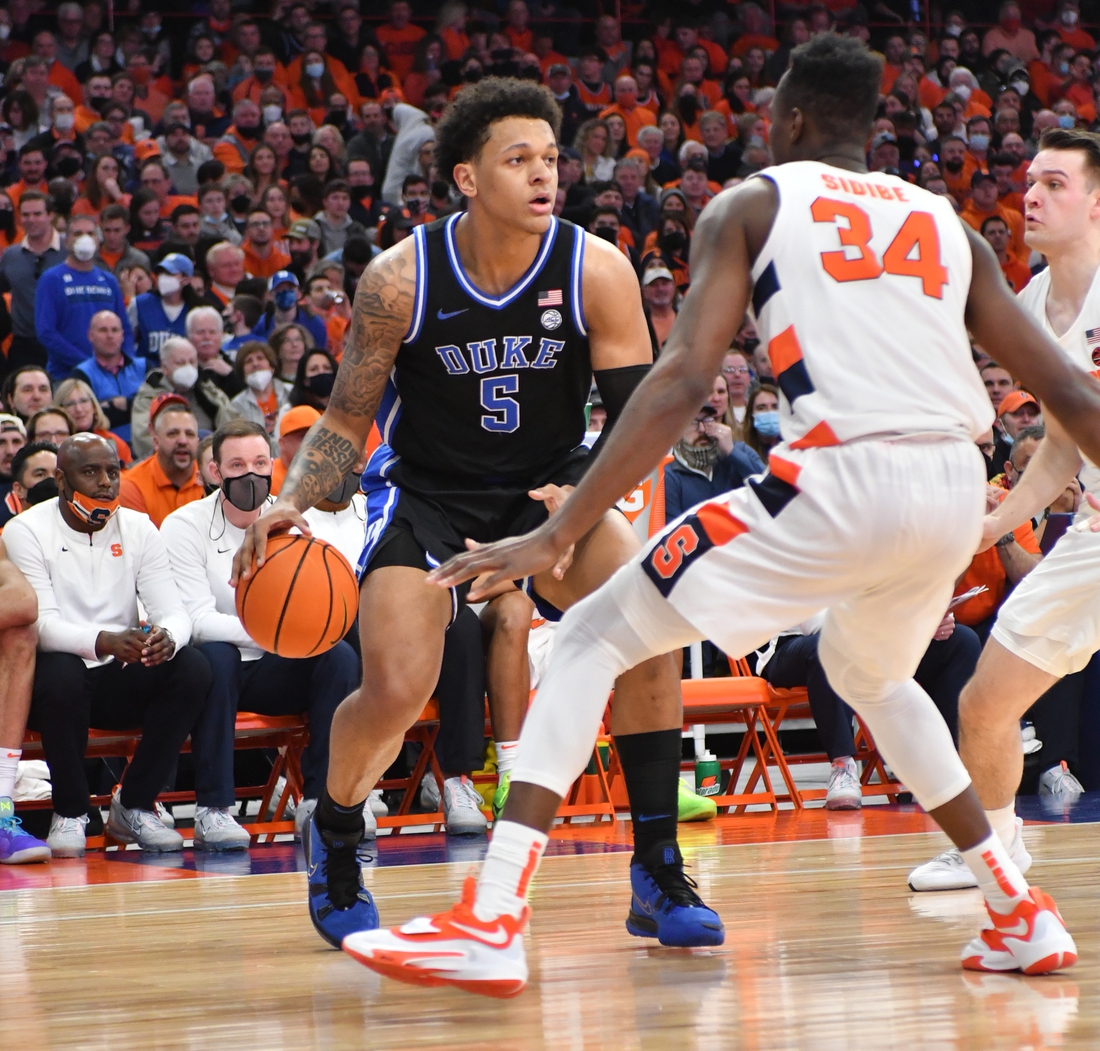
[316,789,366,837]
[614,728,681,866]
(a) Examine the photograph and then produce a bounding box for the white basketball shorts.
[614,436,987,685]
[992,517,1100,678]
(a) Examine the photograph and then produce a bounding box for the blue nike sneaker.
[625,841,725,947]
[0,797,50,864]
[305,813,379,948]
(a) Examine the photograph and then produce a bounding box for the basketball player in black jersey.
[232,79,724,950]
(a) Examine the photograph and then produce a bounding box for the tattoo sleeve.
[279,246,415,510]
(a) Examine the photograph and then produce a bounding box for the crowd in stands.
[0,0,1096,858]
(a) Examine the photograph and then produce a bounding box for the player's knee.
[818,635,895,708]
[958,676,1008,729]
[487,593,534,641]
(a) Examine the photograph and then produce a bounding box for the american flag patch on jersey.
[1087,328,1100,347]
[538,289,563,307]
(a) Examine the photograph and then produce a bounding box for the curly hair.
[434,77,562,189]
[782,35,882,142]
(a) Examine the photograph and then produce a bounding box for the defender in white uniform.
[344,38,1100,995]
[910,129,1100,893]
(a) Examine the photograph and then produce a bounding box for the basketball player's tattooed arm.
[231,241,416,583]
[429,181,779,596]
[964,226,1100,540]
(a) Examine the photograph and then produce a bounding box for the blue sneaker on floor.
[304,813,378,948]
[625,841,725,947]
[0,796,50,864]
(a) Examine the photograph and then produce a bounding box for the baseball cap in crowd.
[133,139,161,162]
[278,405,321,438]
[548,63,571,77]
[287,219,322,242]
[971,171,997,189]
[269,269,300,291]
[0,413,26,436]
[148,392,190,425]
[998,390,1039,417]
[163,121,189,137]
[642,266,674,285]
[558,146,582,162]
[157,253,194,277]
[870,132,897,151]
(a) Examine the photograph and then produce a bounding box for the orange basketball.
[235,534,359,658]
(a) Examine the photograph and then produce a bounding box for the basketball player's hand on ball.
[230,502,312,586]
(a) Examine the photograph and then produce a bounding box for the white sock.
[961,832,1030,915]
[495,741,519,777]
[0,749,20,799]
[986,803,1017,849]
[473,819,548,922]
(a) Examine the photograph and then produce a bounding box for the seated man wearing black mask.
[214,100,263,177]
[160,419,360,839]
[2,441,57,527]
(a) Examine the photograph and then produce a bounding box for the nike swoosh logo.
[217,547,232,553]
[437,307,468,320]
[449,920,511,947]
[636,813,674,822]
[999,918,1031,937]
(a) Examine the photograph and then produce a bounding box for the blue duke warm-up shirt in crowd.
[35,263,135,378]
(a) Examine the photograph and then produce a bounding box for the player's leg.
[534,509,712,943]
[909,529,1100,891]
[479,588,535,818]
[818,573,1075,974]
[0,587,45,865]
[305,564,452,947]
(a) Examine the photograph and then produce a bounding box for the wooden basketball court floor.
[3,803,1098,1051]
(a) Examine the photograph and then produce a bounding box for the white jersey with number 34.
[747,161,994,451]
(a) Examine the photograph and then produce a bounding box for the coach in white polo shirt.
[3,434,210,858]
[161,419,359,842]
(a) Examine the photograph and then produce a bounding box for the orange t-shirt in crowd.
[376,23,426,81]
[242,240,292,280]
[256,387,279,433]
[960,200,1026,261]
[918,77,948,110]
[505,26,534,52]
[1058,25,1096,50]
[441,27,470,61]
[576,80,611,112]
[119,455,204,528]
[598,102,657,147]
[270,455,287,495]
[952,515,1041,626]
[48,59,82,102]
[538,49,571,77]
[1001,255,1032,292]
[6,179,48,212]
[99,247,123,270]
[1028,59,1057,106]
[881,62,902,94]
[232,76,292,109]
[943,155,981,205]
[1000,190,1025,213]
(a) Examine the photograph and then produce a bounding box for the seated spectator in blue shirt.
[221,293,264,359]
[72,310,146,445]
[663,397,764,521]
[249,270,328,350]
[128,254,199,367]
[35,215,134,379]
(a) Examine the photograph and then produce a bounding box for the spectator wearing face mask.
[35,215,134,379]
[743,382,782,462]
[250,269,327,348]
[1,439,58,529]
[213,99,264,177]
[161,419,358,845]
[663,396,764,522]
[128,253,200,367]
[130,338,238,460]
[287,347,336,415]
[229,340,291,437]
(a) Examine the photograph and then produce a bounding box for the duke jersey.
[748,161,993,452]
[377,212,592,487]
[1018,265,1100,497]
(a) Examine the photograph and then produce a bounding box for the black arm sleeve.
[586,363,652,463]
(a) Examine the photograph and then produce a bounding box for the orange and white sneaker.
[962,888,1078,975]
[342,876,530,998]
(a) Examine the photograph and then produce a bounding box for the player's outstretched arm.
[428,180,778,596]
[231,240,416,583]
[965,226,1100,472]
